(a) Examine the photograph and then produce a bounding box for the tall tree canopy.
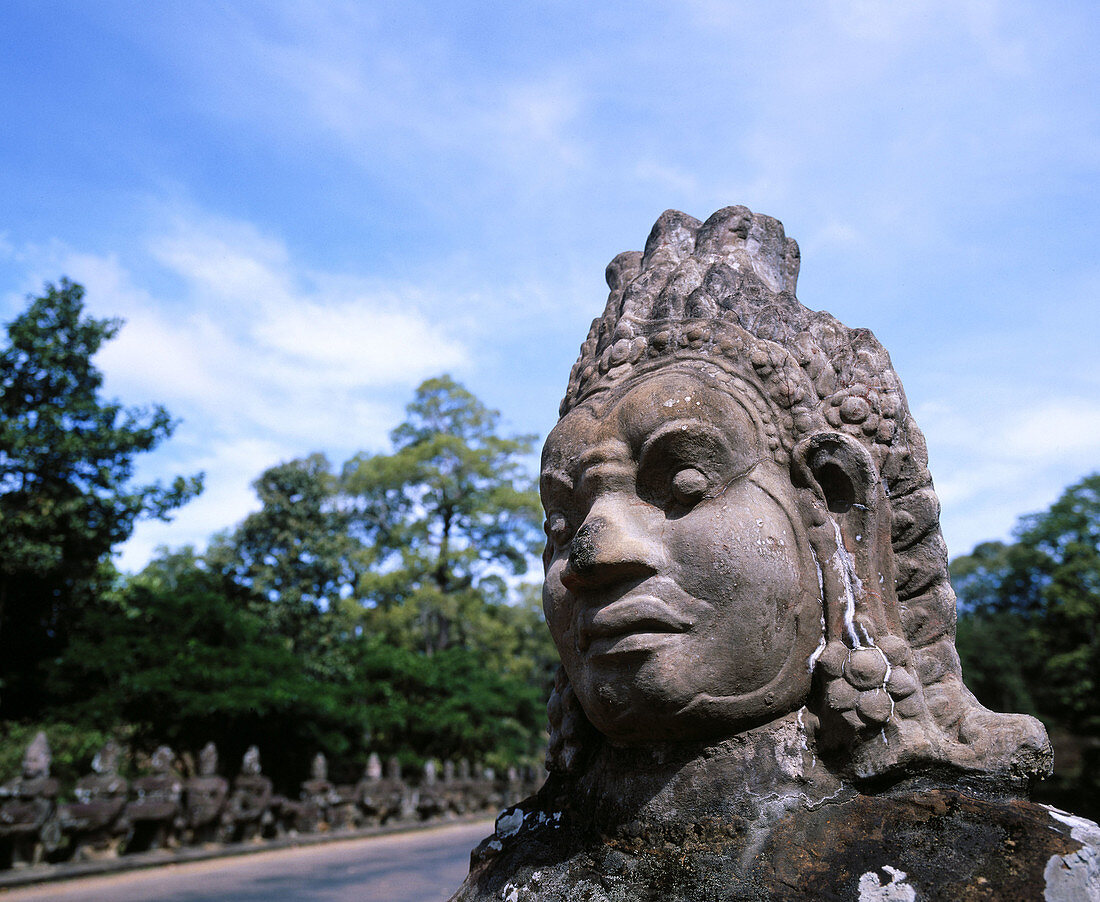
[181,376,553,776]
[207,454,363,662]
[953,472,1100,734]
[0,279,201,717]
[341,375,543,655]
[17,368,553,782]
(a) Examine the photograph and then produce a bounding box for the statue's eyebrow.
[541,440,631,500]
[576,439,631,471]
[540,470,573,497]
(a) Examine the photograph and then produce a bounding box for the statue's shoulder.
[757,789,1099,901]
[450,790,1100,901]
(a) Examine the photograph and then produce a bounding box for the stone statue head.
[365,752,383,781]
[542,206,1051,787]
[150,745,176,775]
[242,745,262,777]
[386,756,401,781]
[21,731,51,780]
[92,740,121,776]
[199,742,219,777]
[311,752,328,782]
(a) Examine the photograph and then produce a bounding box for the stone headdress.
[547,206,1050,787]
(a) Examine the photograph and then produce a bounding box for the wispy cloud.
[0,0,1095,572]
[6,209,471,569]
[919,395,1100,555]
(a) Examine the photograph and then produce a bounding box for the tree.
[952,473,1100,734]
[0,279,201,717]
[46,552,365,791]
[207,454,363,662]
[340,375,543,655]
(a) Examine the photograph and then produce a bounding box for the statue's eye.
[670,467,708,507]
[545,511,574,546]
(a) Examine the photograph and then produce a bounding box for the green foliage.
[0,280,202,717]
[45,555,366,791]
[0,721,120,789]
[341,375,543,655]
[206,454,363,661]
[954,473,1100,819]
[953,473,1100,735]
[954,610,1039,719]
[347,637,544,770]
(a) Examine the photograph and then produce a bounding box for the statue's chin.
[577,676,812,747]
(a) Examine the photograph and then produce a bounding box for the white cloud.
[165,8,592,193]
[115,435,286,572]
[917,396,1100,556]
[8,211,473,570]
[633,160,701,198]
[129,212,469,419]
[252,301,464,387]
[1004,402,1100,460]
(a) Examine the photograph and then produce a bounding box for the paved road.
[0,820,493,902]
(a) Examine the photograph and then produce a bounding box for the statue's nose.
[561,494,664,591]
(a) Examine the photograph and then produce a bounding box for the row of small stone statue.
[0,732,539,869]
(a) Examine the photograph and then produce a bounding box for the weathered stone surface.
[182,742,228,844]
[222,746,273,842]
[0,733,60,868]
[455,783,1097,900]
[58,740,129,860]
[451,206,1100,900]
[125,745,182,852]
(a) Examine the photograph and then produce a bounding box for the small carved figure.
[0,732,60,868]
[124,745,182,853]
[299,753,358,832]
[416,760,446,821]
[358,755,411,826]
[326,782,360,831]
[58,740,129,860]
[356,753,394,826]
[222,746,273,842]
[452,206,1100,900]
[440,760,465,817]
[182,742,228,845]
[289,752,334,834]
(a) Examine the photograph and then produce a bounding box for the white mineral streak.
[829,519,864,649]
[796,706,818,768]
[810,546,825,600]
[808,628,827,673]
[807,545,827,673]
[857,865,917,901]
[875,645,895,735]
[496,808,524,838]
[1043,806,1100,901]
[774,717,804,780]
[501,882,519,902]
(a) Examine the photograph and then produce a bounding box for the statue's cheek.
[542,563,575,648]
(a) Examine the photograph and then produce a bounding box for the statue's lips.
[578,596,692,654]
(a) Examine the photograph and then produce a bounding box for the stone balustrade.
[0,734,538,870]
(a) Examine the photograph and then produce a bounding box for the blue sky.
[1,0,1098,571]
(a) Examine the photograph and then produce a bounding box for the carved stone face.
[541,370,823,744]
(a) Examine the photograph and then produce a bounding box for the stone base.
[451,789,1100,901]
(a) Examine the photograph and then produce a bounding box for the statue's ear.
[791,432,898,636]
[791,432,878,515]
